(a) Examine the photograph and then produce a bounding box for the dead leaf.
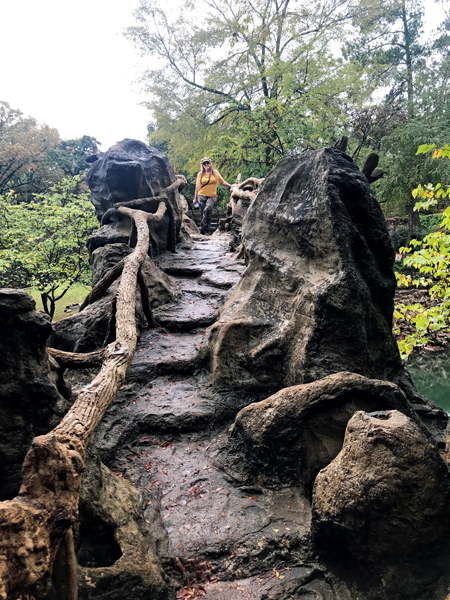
[273,529,279,532]
[188,486,203,498]
[246,496,259,502]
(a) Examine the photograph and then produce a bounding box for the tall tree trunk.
[401,0,414,117]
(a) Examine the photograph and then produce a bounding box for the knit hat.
[200,157,212,165]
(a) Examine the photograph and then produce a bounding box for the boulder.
[48,291,123,353]
[0,289,70,500]
[209,148,409,394]
[76,447,169,600]
[49,244,174,353]
[312,410,450,599]
[90,243,174,307]
[44,446,169,600]
[215,372,418,490]
[86,139,182,254]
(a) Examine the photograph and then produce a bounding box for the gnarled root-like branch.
[0,202,167,600]
[48,347,106,369]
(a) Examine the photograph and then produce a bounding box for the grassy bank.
[28,284,90,321]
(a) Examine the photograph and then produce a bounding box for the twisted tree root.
[0,204,169,599]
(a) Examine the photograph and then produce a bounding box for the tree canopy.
[0,175,98,318]
[0,101,101,201]
[126,0,386,178]
[126,0,450,214]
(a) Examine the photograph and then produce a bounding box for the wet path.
[92,233,335,599]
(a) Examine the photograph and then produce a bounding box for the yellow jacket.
[196,169,224,197]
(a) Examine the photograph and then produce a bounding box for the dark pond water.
[407,350,450,413]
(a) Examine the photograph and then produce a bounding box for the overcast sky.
[0,0,447,151]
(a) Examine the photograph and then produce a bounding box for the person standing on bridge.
[194,157,234,235]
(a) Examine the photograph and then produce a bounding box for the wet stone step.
[154,294,221,332]
[96,376,218,453]
[125,329,207,383]
[159,264,206,277]
[200,564,334,599]
[199,271,241,289]
[97,427,312,585]
[174,278,230,301]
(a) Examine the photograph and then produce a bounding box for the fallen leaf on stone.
[246,496,259,502]
[189,486,203,498]
[278,575,285,579]
[147,500,152,505]
[273,529,279,532]
[163,471,168,475]
[285,527,291,530]
[163,513,170,520]
[275,572,280,578]
[212,487,223,493]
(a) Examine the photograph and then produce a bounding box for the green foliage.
[344,0,426,115]
[0,175,97,318]
[394,145,450,358]
[47,135,101,177]
[376,117,450,217]
[127,0,380,182]
[0,101,61,200]
[390,225,422,253]
[420,213,445,236]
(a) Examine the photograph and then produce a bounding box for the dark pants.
[198,195,217,234]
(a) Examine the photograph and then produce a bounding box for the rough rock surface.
[312,410,450,599]
[49,230,449,599]
[0,289,70,500]
[209,148,409,394]
[227,177,264,250]
[86,139,182,253]
[215,372,418,491]
[69,235,347,599]
[49,244,174,353]
[180,193,200,237]
[75,446,169,600]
